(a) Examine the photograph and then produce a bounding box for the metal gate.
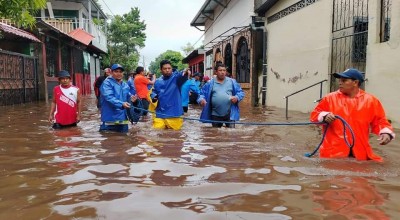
[330,0,368,91]
[236,37,250,83]
[0,50,38,106]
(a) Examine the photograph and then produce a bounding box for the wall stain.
[271,68,281,79]
[271,68,319,84]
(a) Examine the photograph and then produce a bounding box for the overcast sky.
[98,0,205,67]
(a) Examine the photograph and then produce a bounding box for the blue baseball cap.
[111,64,124,71]
[57,70,71,78]
[333,68,364,83]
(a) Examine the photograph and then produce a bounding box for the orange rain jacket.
[310,90,395,162]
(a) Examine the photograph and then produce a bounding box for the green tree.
[181,42,195,56]
[105,7,146,73]
[149,50,187,76]
[0,0,47,28]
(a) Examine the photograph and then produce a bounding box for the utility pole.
[142,55,146,71]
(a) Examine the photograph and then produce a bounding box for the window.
[352,17,368,62]
[380,0,391,42]
[45,37,59,77]
[236,37,250,83]
[205,50,213,70]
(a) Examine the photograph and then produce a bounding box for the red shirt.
[53,85,79,125]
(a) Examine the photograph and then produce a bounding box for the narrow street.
[0,96,399,219]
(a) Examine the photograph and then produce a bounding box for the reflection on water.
[0,96,399,219]
[311,176,389,220]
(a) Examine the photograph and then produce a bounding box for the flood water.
[0,96,399,220]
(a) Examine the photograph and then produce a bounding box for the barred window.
[380,0,391,42]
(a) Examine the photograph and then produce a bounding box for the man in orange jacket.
[310,68,395,162]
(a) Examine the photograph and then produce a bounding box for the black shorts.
[210,114,235,128]
[52,123,77,129]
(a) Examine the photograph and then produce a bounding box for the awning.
[190,0,228,30]
[68,28,94,46]
[0,22,41,43]
[254,0,280,16]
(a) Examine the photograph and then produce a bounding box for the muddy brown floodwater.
[0,96,399,220]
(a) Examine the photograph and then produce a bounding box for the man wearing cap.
[310,68,395,162]
[48,70,82,129]
[94,67,112,110]
[100,64,136,133]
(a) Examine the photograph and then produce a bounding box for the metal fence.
[0,50,38,106]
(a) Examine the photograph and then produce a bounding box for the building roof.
[56,0,108,19]
[254,0,280,16]
[190,0,228,28]
[68,28,94,45]
[182,49,205,63]
[0,22,41,43]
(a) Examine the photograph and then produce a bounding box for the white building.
[255,0,400,128]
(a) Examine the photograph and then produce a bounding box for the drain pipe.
[261,30,267,106]
[251,23,267,106]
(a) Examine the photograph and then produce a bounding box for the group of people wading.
[48,62,395,162]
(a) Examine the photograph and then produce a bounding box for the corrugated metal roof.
[0,22,41,43]
[68,28,94,46]
[191,0,226,27]
[254,0,279,16]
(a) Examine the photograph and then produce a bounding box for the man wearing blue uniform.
[198,63,245,128]
[181,69,201,113]
[150,60,189,130]
[100,64,136,133]
[188,72,201,104]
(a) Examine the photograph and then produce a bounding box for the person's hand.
[230,96,238,104]
[323,113,336,123]
[378,133,392,145]
[122,102,131,109]
[199,99,207,107]
[131,95,138,103]
[48,115,54,123]
[76,115,81,123]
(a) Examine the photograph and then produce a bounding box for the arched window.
[224,43,232,74]
[214,48,222,67]
[236,37,250,83]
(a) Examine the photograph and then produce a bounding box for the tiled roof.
[0,22,41,42]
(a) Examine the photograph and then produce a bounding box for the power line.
[100,0,115,17]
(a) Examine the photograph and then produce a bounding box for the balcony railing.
[38,17,107,52]
[43,18,76,33]
[0,19,15,26]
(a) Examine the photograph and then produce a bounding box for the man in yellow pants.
[150,60,189,130]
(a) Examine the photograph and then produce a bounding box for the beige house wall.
[264,0,332,113]
[366,0,400,128]
[262,0,400,127]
